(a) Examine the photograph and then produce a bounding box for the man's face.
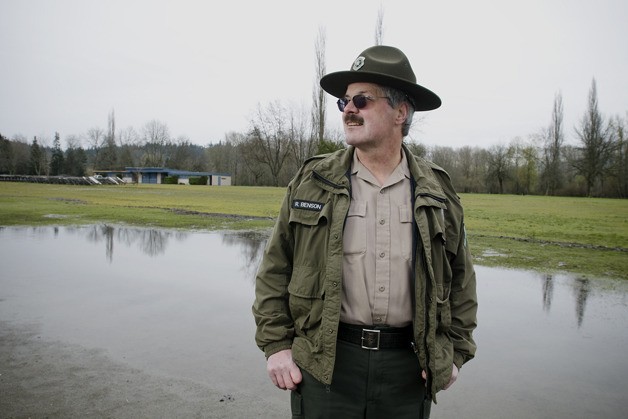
[341,82,401,150]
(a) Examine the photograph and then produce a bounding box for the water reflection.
[30,224,269,265]
[1,226,627,418]
[80,225,189,260]
[542,274,554,312]
[573,277,590,328]
[221,230,268,283]
[540,273,592,328]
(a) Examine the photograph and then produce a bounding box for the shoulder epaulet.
[303,152,332,165]
[426,159,450,178]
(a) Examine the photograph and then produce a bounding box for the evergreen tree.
[50,132,65,175]
[64,146,88,176]
[0,133,13,174]
[29,137,44,175]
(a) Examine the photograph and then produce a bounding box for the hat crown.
[320,45,441,111]
[349,46,417,85]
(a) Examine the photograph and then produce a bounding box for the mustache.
[344,114,363,125]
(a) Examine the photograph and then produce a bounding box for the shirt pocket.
[343,200,367,255]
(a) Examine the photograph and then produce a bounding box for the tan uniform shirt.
[340,151,414,327]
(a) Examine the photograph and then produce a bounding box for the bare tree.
[572,79,614,196]
[312,26,327,148]
[86,127,105,150]
[511,138,538,195]
[486,144,512,194]
[374,5,385,45]
[541,92,564,195]
[607,114,628,197]
[141,120,171,167]
[289,103,315,169]
[99,109,118,169]
[246,101,293,186]
[207,132,245,185]
[429,145,457,175]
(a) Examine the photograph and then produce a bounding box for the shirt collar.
[351,148,411,186]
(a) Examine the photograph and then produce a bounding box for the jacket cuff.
[264,341,293,359]
[453,352,466,370]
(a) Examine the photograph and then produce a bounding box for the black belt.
[337,322,413,350]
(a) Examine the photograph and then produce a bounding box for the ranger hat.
[320,45,441,111]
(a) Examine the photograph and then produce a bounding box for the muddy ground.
[0,321,288,419]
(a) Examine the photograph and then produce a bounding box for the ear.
[395,102,410,126]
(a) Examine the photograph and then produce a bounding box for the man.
[253,45,477,418]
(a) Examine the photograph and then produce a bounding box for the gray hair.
[379,86,416,136]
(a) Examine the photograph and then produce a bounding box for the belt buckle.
[361,328,380,350]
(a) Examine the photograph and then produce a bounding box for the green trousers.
[291,339,431,419]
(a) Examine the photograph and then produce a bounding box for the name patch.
[292,199,324,212]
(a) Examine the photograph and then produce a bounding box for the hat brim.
[320,71,441,111]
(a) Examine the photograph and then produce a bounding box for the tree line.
[0,78,626,198]
[1,12,626,198]
[1,77,626,198]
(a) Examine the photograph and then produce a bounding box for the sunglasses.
[336,94,389,112]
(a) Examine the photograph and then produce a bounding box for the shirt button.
[332,282,338,287]
[379,252,385,258]
[375,317,382,322]
[379,286,385,292]
[379,219,385,225]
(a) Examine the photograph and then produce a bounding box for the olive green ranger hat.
[320,45,441,111]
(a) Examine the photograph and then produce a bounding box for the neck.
[355,143,403,186]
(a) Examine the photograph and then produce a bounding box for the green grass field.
[1,182,626,280]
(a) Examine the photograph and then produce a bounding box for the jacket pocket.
[433,332,454,392]
[289,201,331,267]
[343,200,367,255]
[288,265,325,344]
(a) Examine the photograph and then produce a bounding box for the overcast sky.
[1,0,626,150]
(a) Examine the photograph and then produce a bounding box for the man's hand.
[267,349,302,390]
[443,364,459,390]
[421,364,459,390]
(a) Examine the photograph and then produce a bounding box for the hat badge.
[352,56,365,71]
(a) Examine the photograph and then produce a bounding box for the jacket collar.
[401,143,447,202]
[311,144,447,202]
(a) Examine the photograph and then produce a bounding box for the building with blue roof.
[93,167,231,186]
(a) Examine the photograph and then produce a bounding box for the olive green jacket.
[253,145,477,399]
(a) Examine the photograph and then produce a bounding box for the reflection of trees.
[221,231,268,284]
[542,274,554,312]
[573,277,590,328]
[86,225,115,262]
[540,273,591,327]
[138,229,169,256]
[83,225,188,261]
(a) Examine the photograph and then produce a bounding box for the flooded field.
[1,225,627,418]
